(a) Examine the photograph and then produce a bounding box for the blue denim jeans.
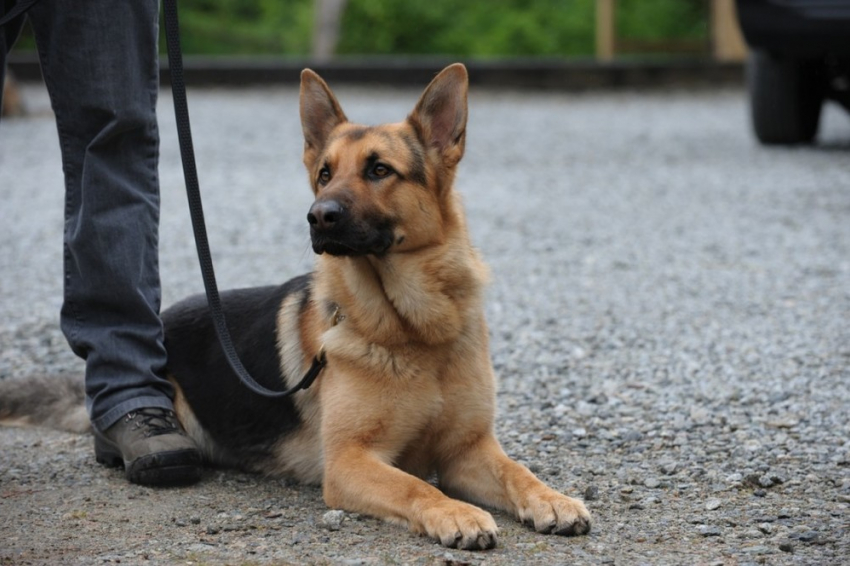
[1,0,175,432]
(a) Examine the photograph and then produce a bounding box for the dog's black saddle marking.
[162,274,312,462]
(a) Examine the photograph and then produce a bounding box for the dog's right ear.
[300,69,347,163]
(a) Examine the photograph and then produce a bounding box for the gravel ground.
[2,81,849,565]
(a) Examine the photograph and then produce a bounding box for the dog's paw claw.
[425,502,499,550]
[522,491,592,537]
[553,516,592,536]
[473,532,497,550]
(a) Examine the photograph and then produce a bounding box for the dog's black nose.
[307,200,344,231]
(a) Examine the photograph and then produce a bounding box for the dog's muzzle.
[307,199,393,257]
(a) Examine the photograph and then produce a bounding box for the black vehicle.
[736,0,850,144]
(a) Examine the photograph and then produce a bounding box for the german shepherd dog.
[1,64,591,549]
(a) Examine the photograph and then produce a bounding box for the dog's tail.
[0,374,90,433]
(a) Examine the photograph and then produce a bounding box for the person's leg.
[27,0,170,428]
[25,0,199,484]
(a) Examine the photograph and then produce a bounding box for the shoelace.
[127,408,181,437]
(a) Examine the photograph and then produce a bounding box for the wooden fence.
[595,0,747,62]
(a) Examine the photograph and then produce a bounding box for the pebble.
[705,498,722,511]
[793,531,820,543]
[623,430,643,442]
[689,406,711,425]
[742,545,774,556]
[320,510,346,532]
[739,529,763,540]
[699,526,722,537]
[766,416,799,429]
[660,462,679,476]
[584,486,600,501]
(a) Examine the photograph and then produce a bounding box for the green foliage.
[336,0,707,58]
[337,0,597,57]
[10,0,709,57]
[171,0,708,57]
[617,0,707,42]
[169,0,314,55]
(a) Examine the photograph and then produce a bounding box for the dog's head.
[299,64,468,257]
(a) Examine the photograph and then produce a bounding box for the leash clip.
[331,306,344,326]
[316,306,344,365]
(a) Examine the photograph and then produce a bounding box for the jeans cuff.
[90,395,175,434]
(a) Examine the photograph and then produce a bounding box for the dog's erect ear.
[300,69,347,156]
[408,63,468,166]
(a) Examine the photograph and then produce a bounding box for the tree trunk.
[312,0,348,62]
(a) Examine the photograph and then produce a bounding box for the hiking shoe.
[94,407,202,486]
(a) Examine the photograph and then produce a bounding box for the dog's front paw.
[518,490,591,536]
[420,500,499,550]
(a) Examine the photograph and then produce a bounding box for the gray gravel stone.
[583,485,600,501]
[320,510,346,531]
[699,526,723,537]
[660,462,680,476]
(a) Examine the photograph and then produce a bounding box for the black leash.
[161,0,325,398]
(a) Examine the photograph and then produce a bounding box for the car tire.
[747,50,824,145]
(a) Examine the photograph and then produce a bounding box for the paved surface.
[1,82,849,565]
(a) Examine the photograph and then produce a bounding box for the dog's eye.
[318,167,331,185]
[371,164,392,179]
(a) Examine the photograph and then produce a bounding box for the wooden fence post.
[711,0,747,61]
[596,0,616,61]
[2,69,25,117]
[312,0,348,62]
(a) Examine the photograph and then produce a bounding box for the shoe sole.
[95,436,202,487]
